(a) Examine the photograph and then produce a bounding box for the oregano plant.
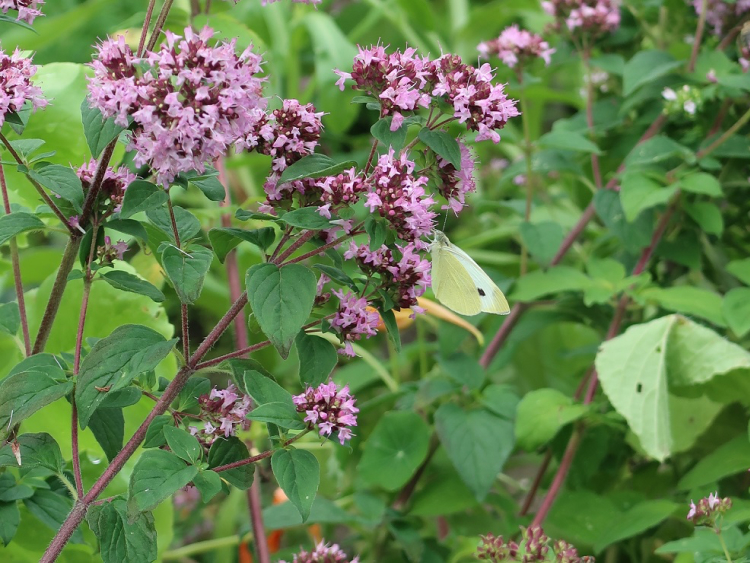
[2,0,750,562]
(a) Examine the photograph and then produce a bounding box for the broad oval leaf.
[76,324,178,428]
[119,181,168,219]
[208,226,276,263]
[161,244,214,304]
[0,368,73,431]
[147,205,201,242]
[247,402,306,430]
[208,436,254,490]
[163,426,203,465]
[87,498,156,563]
[278,154,357,184]
[296,332,337,387]
[0,433,64,473]
[100,270,165,303]
[280,207,333,230]
[0,212,45,246]
[246,263,317,359]
[80,101,127,159]
[418,128,461,169]
[515,389,588,451]
[128,449,198,512]
[28,164,84,213]
[371,117,407,152]
[271,449,320,522]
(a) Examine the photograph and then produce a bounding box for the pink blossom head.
[293,382,359,445]
[189,383,252,447]
[279,540,359,563]
[76,159,136,219]
[0,47,47,128]
[1,0,44,24]
[478,25,555,69]
[694,0,750,36]
[544,0,621,38]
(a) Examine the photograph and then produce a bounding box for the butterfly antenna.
[441,210,449,231]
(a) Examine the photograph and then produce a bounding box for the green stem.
[717,530,733,563]
[162,533,251,560]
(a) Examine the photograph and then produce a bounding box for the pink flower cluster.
[542,0,621,37]
[280,540,359,563]
[329,289,380,356]
[477,526,594,562]
[335,45,519,141]
[687,492,732,525]
[189,384,252,447]
[96,236,129,263]
[695,0,750,36]
[87,27,267,186]
[435,141,477,214]
[365,148,436,244]
[0,48,47,128]
[477,25,555,69]
[293,381,359,445]
[1,0,44,24]
[77,158,136,219]
[344,241,431,315]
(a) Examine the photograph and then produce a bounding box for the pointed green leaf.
[173,377,211,412]
[119,181,168,219]
[623,50,681,96]
[519,221,564,266]
[280,207,333,230]
[81,101,127,159]
[723,288,750,338]
[192,469,223,503]
[418,128,461,169]
[163,426,203,464]
[76,324,178,428]
[161,244,214,304]
[515,389,588,450]
[639,286,726,327]
[677,435,750,490]
[296,332,337,387]
[24,489,83,543]
[620,172,676,222]
[208,226,275,263]
[272,449,319,522]
[147,205,201,242]
[87,498,156,563]
[537,130,601,154]
[88,407,124,462]
[371,117,407,152]
[0,501,19,545]
[0,368,73,431]
[247,402,306,430]
[143,415,172,449]
[29,164,84,212]
[0,302,20,336]
[379,308,401,352]
[246,263,317,359]
[0,433,64,473]
[241,370,295,407]
[129,450,198,512]
[101,270,165,303]
[676,171,722,197]
[208,437,254,490]
[278,154,357,184]
[0,212,45,246]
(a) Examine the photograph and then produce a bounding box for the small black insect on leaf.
[636,383,643,393]
[477,288,486,296]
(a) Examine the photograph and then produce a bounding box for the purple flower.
[686,492,733,525]
[189,383,252,446]
[435,140,476,215]
[88,27,267,186]
[279,540,359,563]
[293,382,359,445]
[0,0,44,24]
[77,159,136,219]
[0,48,47,128]
[693,0,750,36]
[330,290,380,356]
[478,25,555,68]
[542,0,621,38]
[366,148,436,244]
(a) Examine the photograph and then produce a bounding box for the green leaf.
[418,128,461,169]
[119,181,168,219]
[313,264,357,290]
[371,117,407,152]
[0,212,45,246]
[364,215,387,251]
[163,426,203,465]
[519,221,564,265]
[161,244,213,304]
[192,470,223,503]
[271,449,320,522]
[147,205,201,242]
[187,170,225,201]
[434,404,514,500]
[655,528,726,554]
[88,407,124,462]
[439,353,485,391]
[278,154,357,184]
[76,324,178,428]
[0,474,33,502]
[100,270,165,303]
[678,435,750,490]
[247,402,306,430]
[676,171,723,197]
[623,50,681,96]
[246,263,317,359]
[510,266,593,302]
[0,433,64,473]
[295,332,337,387]
[241,370,295,407]
[235,209,281,222]
[208,437,254,490]
[280,207,333,230]
[619,172,676,222]
[639,286,726,327]
[173,377,211,412]
[29,164,84,213]
[723,288,750,338]
[0,501,20,546]
[105,218,149,242]
[594,190,653,253]
[537,130,601,154]
[143,415,172,449]
[358,411,431,491]
[0,368,73,431]
[87,499,156,563]
[728,258,750,285]
[594,499,679,552]
[208,226,275,262]
[80,101,126,159]
[0,302,20,335]
[24,489,83,543]
[624,135,694,167]
[515,389,588,451]
[129,449,198,512]
[379,308,401,353]
[684,201,723,235]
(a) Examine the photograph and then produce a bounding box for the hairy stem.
[213,430,310,473]
[0,163,31,355]
[364,138,379,175]
[70,400,84,499]
[146,0,175,51]
[137,0,157,57]
[582,49,602,190]
[273,230,317,264]
[282,226,363,265]
[167,198,190,360]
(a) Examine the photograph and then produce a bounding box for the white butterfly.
[429,230,510,316]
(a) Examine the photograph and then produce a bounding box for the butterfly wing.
[443,243,510,315]
[431,241,483,316]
